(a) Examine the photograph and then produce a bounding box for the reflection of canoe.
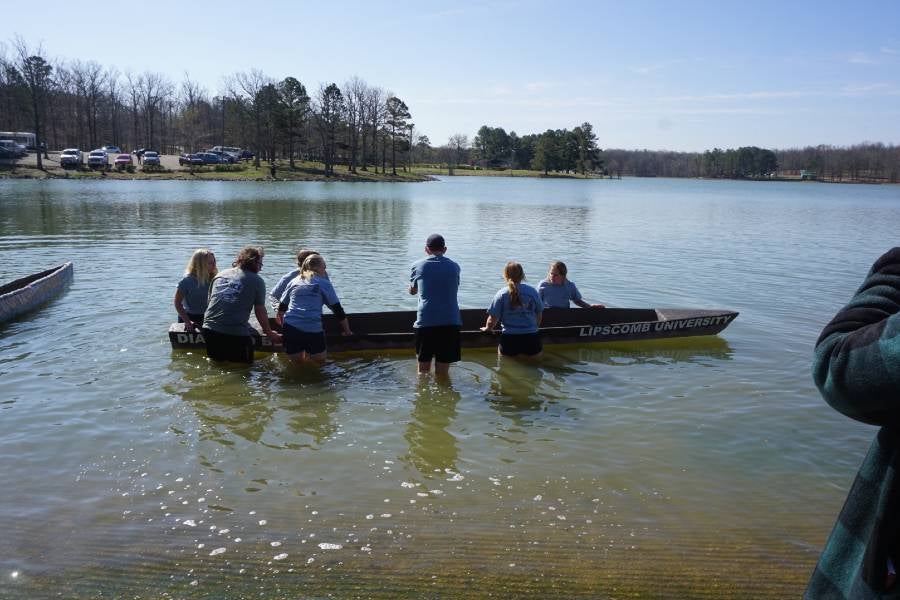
[0,262,74,323]
[169,307,738,354]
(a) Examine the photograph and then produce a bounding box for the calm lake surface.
[1,176,898,598]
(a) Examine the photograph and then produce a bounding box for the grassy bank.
[412,165,604,178]
[0,158,434,182]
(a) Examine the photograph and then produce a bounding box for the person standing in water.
[174,248,217,332]
[481,261,544,359]
[408,234,462,377]
[202,245,282,363]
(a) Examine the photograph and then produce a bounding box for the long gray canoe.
[169,306,738,354]
[0,262,74,324]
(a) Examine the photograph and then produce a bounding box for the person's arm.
[254,304,282,343]
[813,248,900,426]
[326,302,353,336]
[173,289,197,332]
[481,314,498,333]
[573,298,605,309]
[408,264,418,295]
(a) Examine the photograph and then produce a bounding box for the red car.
[114,154,133,169]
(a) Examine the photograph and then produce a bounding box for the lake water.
[1,176,898,598]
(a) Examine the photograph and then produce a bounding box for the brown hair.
[296,248,318,267]
[300,254,326,281]
[233,246,265,272]
[504,261,525,308]
[549,260,568,278]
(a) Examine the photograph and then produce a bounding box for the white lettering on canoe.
[578,315,733,338]
[176,332,206,344]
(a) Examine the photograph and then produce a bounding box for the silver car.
[87,149,109,169]
[59,148,83,169]
[142,151,160,166]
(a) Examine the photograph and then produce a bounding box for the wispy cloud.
[524,81,550,94]
[659,91,811,102]
[847,52,877,64]
[880,46,898,55]
[840,83,900,96]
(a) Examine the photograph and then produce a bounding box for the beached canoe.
[169,306,738,354]
[0,262,74,324]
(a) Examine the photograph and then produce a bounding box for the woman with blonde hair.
[174,248,217,332]
[481,261,544,358]
[277,254,352,365]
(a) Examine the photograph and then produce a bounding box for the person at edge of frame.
[408,233,462,378]
[805,247,900,599]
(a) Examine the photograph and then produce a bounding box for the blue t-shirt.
[488,283,543,334]
[280,274,340,333]
[410,255,462,328]
[177,274,211,315]
[538,278,582,308]
[270,268,301,304]
[203,267,267,336]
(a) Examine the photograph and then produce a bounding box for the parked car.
[114,154,133,169]
[59,148,83,168]
[133,148,155,158]
[0,140,27,158]
[87,149,109,169]
[178,153,204,166]
[195,152,223,165]
[240,150,255,160]
[142,151,161,166]
[207,149,237,164]
[101,145,122,154]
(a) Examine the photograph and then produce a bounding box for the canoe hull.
[0,262,74,324]
[169,307,738,354]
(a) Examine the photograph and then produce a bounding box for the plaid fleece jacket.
[806,248,900,599]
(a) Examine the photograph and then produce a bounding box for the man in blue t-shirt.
[408,234,461,377]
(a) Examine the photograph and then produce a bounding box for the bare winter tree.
[230,69,274,167]
[13,37,53,169]
[364,86,385,172]
[343,76,367,173]
[313,83,344,176]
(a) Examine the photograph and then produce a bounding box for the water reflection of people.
[402,380,461,476]
[806,248,900,598]
[168,357,340,450]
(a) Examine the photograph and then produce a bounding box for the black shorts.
[283,323,327,356]
[201,328,254,363]
[499,332,543,357]
[415,325,461,363]
[178,312,205,326]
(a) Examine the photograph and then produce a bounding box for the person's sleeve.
[255,276,267,306]
[533,289,545,314]
[813,248,900,426]
[410,263,419,285]
[538,280,547,300]
[320,280,340,307]
[176,277,187,294]
[569,281,582,302]
[488,291,503,318]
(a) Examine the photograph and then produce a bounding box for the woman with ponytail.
[481,262,544,358]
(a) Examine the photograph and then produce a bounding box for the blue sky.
[6,0,899,151]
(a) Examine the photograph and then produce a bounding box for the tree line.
[0,38,417,175]
[418,124,602,175]
[602,144,900,182]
